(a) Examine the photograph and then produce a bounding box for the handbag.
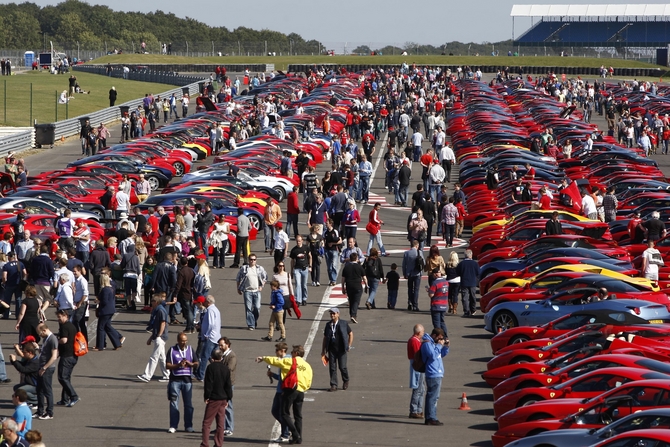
[282,357,298,390]
[365,221,379,235]
[417,229,427,242]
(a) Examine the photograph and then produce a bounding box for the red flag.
[563,181,582,213]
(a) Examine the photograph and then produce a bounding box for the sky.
[21,0,667,46]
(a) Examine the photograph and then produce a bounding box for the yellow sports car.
[473,209,596,234]
[189,186,269,208]
[488,264,660,292]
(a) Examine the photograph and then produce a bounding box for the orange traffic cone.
[459,393,471,411]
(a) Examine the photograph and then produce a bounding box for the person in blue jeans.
[166,332,198,434]
[268,342,291,443]
[290,236,311,306]
[419,328,449,426]
[364,248,384,310]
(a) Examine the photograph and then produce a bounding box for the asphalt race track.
[6,78,661,447]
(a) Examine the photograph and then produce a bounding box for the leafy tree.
[351,45,371,55]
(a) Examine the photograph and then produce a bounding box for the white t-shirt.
[411,132,423,147]
[582,195,596,216]
[643,247,663,280]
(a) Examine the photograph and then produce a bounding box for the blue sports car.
[484,288,670,333]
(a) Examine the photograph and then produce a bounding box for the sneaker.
[224,430,233,436]
[316,282,320,286]
[186,427,195,433]
[0,378,10,384]
[28,404,37,411]
[248,327,254,331]
[276,337,286,342]
[38,414,53,420]
[67,398,80,407]
[158,378,170,383]
[120,336,126,346]
[351,317,358,324]
[261,336,272,341]
[168,427,176,434]
[56,400,69,406]
[136,375,150,383]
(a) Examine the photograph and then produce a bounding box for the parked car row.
[447,80,670,447]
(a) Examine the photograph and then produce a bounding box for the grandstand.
[511,4,670,48]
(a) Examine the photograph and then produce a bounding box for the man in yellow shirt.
[257,344,312,444]
[264,199,283,253]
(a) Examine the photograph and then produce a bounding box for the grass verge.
[0,70,178,128]
[88,54,663,70]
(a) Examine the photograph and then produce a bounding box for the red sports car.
[495,379,670,429]
[489,309,650,355]
[493,367,670,419]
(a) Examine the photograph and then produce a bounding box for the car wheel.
[481,244,496,254]
[173,162,185,177]
[510,335,530,345]
[248,214,261,231]
[147,175,160,191]
[518,396,543,407]
[272,186,286,202]
[493,310,517,333]
[91,207,104,218]
[527,414,552,422]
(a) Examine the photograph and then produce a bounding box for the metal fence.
[0,78,204,157]
[72,65,205,86]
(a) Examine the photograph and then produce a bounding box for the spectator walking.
[341,253,367,324]
[366,203,386,256]
[55,309,79,408]
[427,269,449,336]
[136,294,169,383]
[290,236,310,306]
[236,255,267,331]
[231,208,250,268]
[364,248,384,310]
[35,323,58,420]
[201,349,233,447]
[456,249,480,317]
[94,273,124,350]
[402,240,424,312]
[267,342,291,443]
[217,337,237,437]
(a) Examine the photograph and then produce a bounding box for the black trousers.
[72,303,88,342]
[58,356,78,403]
[281,389,304,443]
[346,287,362,319]
[37,367,54,416]
[233,236,249,266]
[328,350,349,387]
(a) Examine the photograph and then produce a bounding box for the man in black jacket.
[175,257,195,333]
[89,240,111,297]
[321,308,353,392]
[9,341,39,406]
[545,211,563,235]
[398,160,412,207]
[196,202,215,262]
[201,348,233,447]
[150,252,178,323]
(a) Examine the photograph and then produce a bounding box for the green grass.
[89,54,663,70]
[0,70,178,128]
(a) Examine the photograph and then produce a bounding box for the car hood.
[507,429,592,447]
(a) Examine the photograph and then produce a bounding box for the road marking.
[267,135,388,446]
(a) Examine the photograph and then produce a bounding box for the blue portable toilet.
[24,51,35,67]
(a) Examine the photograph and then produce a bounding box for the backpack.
[74,331,88,357]
[412,347,426,372]
[365,258,379,278]
[282,357,298,390]
[414,254,425,273]
[57,218,72,237]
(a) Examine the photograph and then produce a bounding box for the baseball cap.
[193,296,206,305]
[328,307,340,314]
[275,222,283,229]
[21,335,36,345]
[195,253,206,260]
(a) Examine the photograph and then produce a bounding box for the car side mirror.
[562,386,572,395]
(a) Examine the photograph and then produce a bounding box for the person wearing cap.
[427,269,449,336]
[10,341,39,406]
[321,307,353,392]
[137,293,170,383]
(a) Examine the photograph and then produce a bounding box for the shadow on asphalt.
[90,426,168,432]
[471,440,494,447]
[469,408,495,416]
[465,381,492,389]
[365,339,406,344]
[465,393,493,402]
[462,333,493,340]
[465,324,487,329]
[329,415,418,425]
[469,423,499,432]
[470,357,492,363]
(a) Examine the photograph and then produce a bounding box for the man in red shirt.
[538,188,551,210]
[407,324,425,419]
[524,163,536,180]
[628,211,645,244]
[286,186,300,240]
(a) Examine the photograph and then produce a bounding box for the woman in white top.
[642,240,664,281]
[273,261,293,328]
[210,215,230,269]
